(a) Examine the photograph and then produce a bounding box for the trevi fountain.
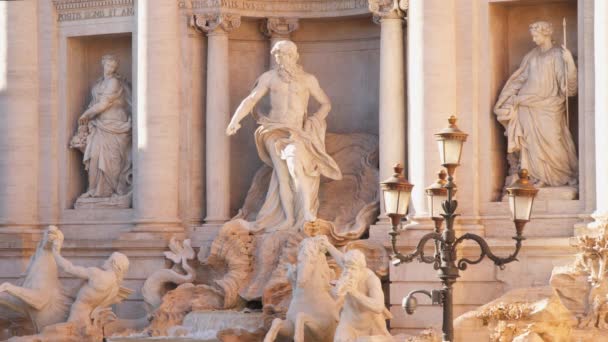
[2,0,608,341]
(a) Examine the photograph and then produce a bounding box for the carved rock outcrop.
[453,233,608,341]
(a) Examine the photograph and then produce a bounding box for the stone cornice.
[181,0,369,19]
[190,13,242,35]
[261,17,299,38]
[53,0,134,22]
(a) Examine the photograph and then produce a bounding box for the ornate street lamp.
[381,116,538,342]
[380,164,414,257]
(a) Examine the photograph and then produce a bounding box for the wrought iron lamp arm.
[389,230,444,266]
[453,232,524,270]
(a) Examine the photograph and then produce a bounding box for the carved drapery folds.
[190,12,241,34]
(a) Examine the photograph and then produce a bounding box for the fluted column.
[0,1,39,231]
[261,18,299,68]
[369,0,407,217]
[406,0,457,220]
[593,0,608,232]
[133,0,181,232]
[192,14,241,225]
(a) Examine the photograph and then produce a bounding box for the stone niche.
[479,0,590,238]
[488,0,578,201]
[227,17,381,215]
[64,33,133,209]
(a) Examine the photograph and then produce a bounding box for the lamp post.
[380,116,538,342]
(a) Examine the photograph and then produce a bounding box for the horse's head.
[294,237,331,289]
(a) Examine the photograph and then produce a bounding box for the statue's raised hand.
[226,121,241,136]
[78,113,91,126]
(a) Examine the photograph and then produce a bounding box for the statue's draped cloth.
[253,115,342,231]
[84,79,132,197]
[495,47,578,186]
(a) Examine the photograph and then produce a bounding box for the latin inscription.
[186,0,368,12]
[58,6,134,22]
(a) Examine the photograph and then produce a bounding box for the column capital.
[369,0,407,23]
[260,17,300,39]
[190,13,241,35]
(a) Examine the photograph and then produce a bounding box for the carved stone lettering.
[53,0,134,22]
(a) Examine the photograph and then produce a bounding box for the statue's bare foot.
[304,213,317,223]
[80,191,93,198]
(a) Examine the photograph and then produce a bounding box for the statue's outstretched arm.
[227,72,271,133]
[307,75,331,120]
[52,250,90,280]
[324,242,344,267]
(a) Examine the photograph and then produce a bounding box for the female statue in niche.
[494,21,578,188]
[70,54,132,208]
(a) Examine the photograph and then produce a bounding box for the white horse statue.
[264,236,339,342]
[0,226,69,335]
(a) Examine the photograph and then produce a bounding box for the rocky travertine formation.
[453,233,608,342]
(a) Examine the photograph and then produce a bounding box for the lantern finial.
[394,164,404,176]
[438,169,447,181]
[448,115,457,126]
[518,169,530,182]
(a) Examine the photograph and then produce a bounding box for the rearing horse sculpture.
[0,226,70,334]
[264,236,339,342]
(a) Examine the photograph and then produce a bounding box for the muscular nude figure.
[321,237,393,342]
[51,230,129,328]
[227,40,341,231]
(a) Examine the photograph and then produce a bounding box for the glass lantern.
[425,170,450,219]
[380,164,414,227]
[435,116,468,173]
[506,169,538,227]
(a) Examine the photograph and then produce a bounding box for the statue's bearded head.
[271,40,302,80]
[334,249,367,297]
[103,252,130,280]
[529,21,553,46]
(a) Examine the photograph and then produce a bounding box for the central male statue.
[227,40,342,231]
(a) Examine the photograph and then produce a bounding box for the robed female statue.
[494,21,578,188]
[70,54,132,208]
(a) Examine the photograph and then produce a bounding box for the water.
[107,310,265,342]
